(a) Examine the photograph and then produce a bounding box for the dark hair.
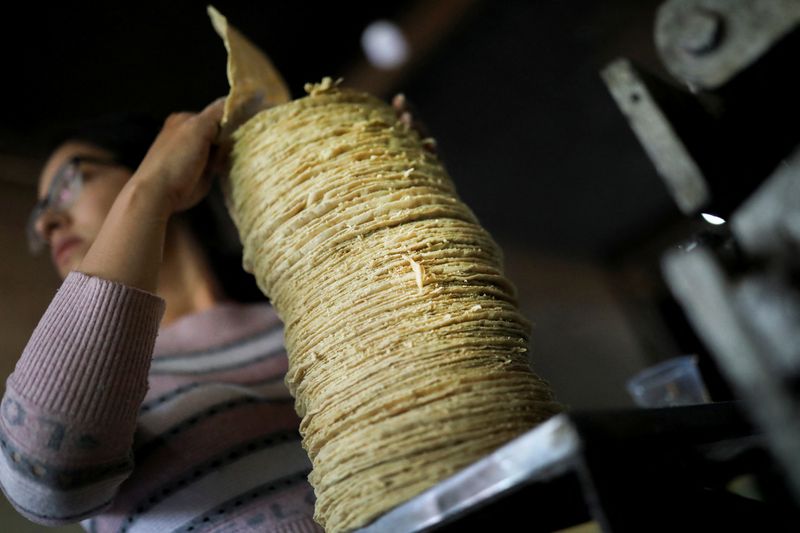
[46,111,265,303]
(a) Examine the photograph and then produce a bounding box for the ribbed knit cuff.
[7,271,165,426]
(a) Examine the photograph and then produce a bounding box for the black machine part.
[603,0,800,514]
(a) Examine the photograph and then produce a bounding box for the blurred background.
[0,1,727,529]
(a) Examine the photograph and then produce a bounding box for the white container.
[626,355,711,408]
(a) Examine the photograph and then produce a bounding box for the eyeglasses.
[27,156,120,254]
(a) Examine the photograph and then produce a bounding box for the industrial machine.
[356,1,800,530]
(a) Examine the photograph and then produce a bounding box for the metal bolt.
[680,9,723,55]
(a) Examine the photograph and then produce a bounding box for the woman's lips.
[52,238,83,266]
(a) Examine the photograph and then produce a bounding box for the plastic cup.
[626,355,711,408]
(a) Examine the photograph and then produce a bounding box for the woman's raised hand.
[77,98,225,292]
[134,97,226,216]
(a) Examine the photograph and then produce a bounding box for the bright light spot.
[701,213,726,225]
[361,20,409,69]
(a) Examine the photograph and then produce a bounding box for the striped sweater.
[0,272,322,533]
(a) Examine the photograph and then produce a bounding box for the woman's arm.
[0,273,164,525]
[79,98,225,293]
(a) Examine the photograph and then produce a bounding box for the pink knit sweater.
[0,272,322,533]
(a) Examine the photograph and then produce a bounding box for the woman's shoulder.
[153,300,281,356]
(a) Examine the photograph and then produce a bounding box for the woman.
[0,99,322,533]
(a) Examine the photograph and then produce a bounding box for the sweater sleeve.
[0,271,165,526]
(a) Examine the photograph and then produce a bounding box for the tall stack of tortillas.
[209,8,561,532]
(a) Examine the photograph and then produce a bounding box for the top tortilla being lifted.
[207,5,291,141]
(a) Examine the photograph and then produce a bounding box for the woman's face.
[35,141,133,279]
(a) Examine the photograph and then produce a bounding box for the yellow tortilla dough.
[225,83,562,531]
[207,6,291,141]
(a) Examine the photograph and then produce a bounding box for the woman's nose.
[34,208,70,246]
